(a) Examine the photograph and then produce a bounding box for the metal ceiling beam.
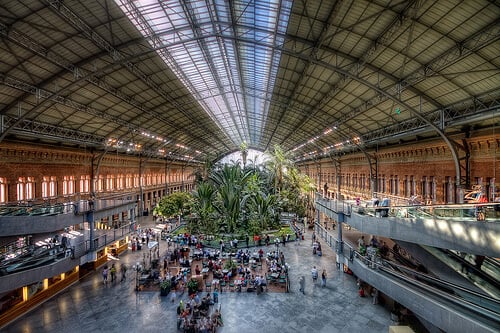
[180,0,248,145]
[0,21,224,155]
[0,74,183,158]
[0,114,104,145]
[267,0,344,149]
[48,11,496,150]
[227,0,252,144]
[43,0,228,151]
[281,0,422,145]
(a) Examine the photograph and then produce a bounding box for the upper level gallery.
[0,196,138,237]
[315,194,500,257]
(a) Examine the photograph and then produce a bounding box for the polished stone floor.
[3,218,392,333]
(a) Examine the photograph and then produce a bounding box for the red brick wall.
[0,141,196,203]
[300,131,500,203]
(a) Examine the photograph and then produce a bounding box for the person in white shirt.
[311,266,318,283]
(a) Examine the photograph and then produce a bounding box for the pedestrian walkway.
[3,217,392,333]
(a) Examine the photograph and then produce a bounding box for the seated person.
[213,269,223,279]
[212,309,223,327]
[205,293,213,305]
[259,275,267,286]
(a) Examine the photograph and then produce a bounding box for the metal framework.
[0,0,498,165]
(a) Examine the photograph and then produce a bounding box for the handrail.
[376,262,500,324]
[352,250,500,322]
[380,256,500,306]
[315,193,500,221]
[314,221,500,324]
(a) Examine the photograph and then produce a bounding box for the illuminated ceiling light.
[323,128,333,135]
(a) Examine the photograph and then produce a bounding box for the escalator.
[394,240,499,299]
[351,251,500,332]
[422,246,500,298]
[380,258,500,315]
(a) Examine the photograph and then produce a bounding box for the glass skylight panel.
[115,0,292,148]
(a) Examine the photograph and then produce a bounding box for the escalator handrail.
[442,249,500,289]
[354,252,500,323]
[378,254,500,305]
[377,264,500,325]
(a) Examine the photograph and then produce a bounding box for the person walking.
[102,265,109,285]
[110,263,117,283]
[299,276,305,294]
[120,264,127,282]
[321,269,327,287]
[311,266,318,284]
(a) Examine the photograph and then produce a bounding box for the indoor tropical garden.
[153,145,317,246]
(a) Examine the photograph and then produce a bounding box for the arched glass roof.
[0,0,498,163]
[116,0,292,148]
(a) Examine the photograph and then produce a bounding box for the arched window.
[0,177,7,203]
[106,175,114,191]
[80,175,90,194]
[17,177,34,201]
[63,176,75,195]
[116,174,124,190]
[125,174,133,188]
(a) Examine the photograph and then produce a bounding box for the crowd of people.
[166,241,293,331]
[176,293,223,333]
[357,235,389,260]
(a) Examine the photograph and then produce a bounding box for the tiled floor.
[3,218,392,333]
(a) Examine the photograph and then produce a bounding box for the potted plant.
[187,278,199,295]
[160,280,171,296]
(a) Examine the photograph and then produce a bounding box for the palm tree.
[242,190,277,231]
[191,182,217,234]
[240,141,248,168]
[210,163,252,233]
[265,144,294,194]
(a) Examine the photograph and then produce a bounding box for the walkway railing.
[315,192,500,221]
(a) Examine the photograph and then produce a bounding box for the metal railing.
[315,192,500,221]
